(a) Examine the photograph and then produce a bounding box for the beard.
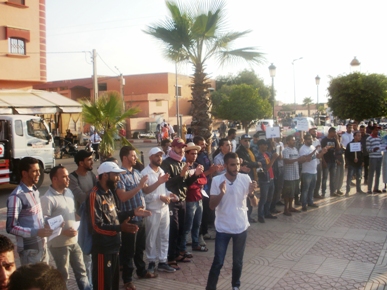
[106,179,116,192]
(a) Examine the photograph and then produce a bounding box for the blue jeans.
[346,165,362,193]
[368,157,382,191]
[206,230,247,290]
[181,200,203,250]
[50,244,90,290]
[301,173,317,206]
[258,179,274,218]
[322,162,336,195]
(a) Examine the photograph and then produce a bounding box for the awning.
[15,107,58,114]
[0,89,82,114]
[59,106,82,113]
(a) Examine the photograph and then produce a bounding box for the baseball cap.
[240,134,252,140]
[74,150,93,164]
[97,162,126,175]
[171,138,187,148]
[257,139,269,146]
[148,147,164,157]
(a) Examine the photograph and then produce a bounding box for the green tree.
[303,97,313,117]
[328,73,387,121]
[214,84,271,133]
[81,91,140,159]
[144,1,264,142]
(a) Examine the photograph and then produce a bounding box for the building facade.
[0,0,46,89]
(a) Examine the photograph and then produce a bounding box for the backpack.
[71,171,92,255]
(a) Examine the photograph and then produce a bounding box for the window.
[175,85,182,97]
[9,38,25,55]
[98,83,107,91]
[27,119,50,140]
[15,120,23,136]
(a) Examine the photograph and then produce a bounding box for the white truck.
[0,115,55,188]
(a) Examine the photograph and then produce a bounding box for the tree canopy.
[214,84,271,133]
[327,73,387,121]
[144,1,264,142]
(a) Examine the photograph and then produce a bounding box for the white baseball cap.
[98,162,126,175]
[148,147,164,157]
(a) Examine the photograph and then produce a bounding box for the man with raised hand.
[206,152,257,290]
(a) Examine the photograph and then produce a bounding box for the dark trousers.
[120,220,147,283]
[168,200,186,261]
[364,155,370,180]
[92,252,119,290]
[271,166,284,211]
[200,195,213,236]
[92,144,100,160]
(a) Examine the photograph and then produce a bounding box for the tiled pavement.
[2,186,387,289]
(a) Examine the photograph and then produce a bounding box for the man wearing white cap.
[141,147,178,274]
[87,162,151,290]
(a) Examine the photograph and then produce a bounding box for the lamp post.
[268,63,276,121]
[292,57,303,115]
[350,56,361,72]
[175,62,180,137]
[315,75,320,125]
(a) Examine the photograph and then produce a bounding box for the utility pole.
[92,49,98,102]
[115,67,126,111]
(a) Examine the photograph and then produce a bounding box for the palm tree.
[81,91,140,160]
[144,0,265,143]
[303,97,313,117]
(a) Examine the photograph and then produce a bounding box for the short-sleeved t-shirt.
[211,173,251,234]
[283,146,300,180]
[321,137,338,163]
[299,145,317,174]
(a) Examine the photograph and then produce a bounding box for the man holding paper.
[345,131,365,196]
[40,165,90,289]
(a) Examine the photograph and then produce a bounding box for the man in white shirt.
[341,123,354,149]
[206,152,257,290]
[90,131,102,161]
[299,134,327,211]
[141,147,177,273]
[227,129,237,153]
[309,128,323,199]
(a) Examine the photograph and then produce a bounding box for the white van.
[256,119,274,131]
[292,117,316,130]
[0,115,55,188]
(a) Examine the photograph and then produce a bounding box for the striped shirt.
[6,182,46,253]
[117,167,143,221]
[366,135,383,158]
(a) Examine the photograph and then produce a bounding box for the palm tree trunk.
[191,63,213,145]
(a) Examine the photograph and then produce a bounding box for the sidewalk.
[1,181,387,289]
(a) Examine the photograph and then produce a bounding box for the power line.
[97,53,118,75]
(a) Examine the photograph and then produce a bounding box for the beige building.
[0,0,46,89]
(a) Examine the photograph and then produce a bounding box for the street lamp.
[292,57,303,114]
[315,75,320,125]
[350,56,361,72]
[268,63,276,121]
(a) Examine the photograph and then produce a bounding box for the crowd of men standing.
[2,120,386,290]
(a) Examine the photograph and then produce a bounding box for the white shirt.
[141,165,168,212]
[231,139,237,153]
[299,145,318,174]
[211,173,251,234]
[90,133,101,144]
[341,132,353,148]
[168,125,174,134]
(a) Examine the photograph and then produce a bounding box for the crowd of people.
[1,120,386,290]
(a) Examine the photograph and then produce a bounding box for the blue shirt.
[117,167,143,221]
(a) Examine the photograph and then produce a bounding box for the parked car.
[255,119,274,131]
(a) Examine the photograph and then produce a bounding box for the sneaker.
[367,190,372,194]
[258,217,265,223]
[302,206,307,212]
[357,190,366,194]
[337,190,344,195]
[232,287,240,290]
[373,189,382,193]
[198,235,206,246]
[148,262,156,274]
[345,192,349,197]
[308,204,319,208]
[158,263,176,273]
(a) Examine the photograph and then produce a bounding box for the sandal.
[192,245,208,252]
[168,261,181,270]
[176,254,191,263]
[179,251,193,258]
[124,282,136,290]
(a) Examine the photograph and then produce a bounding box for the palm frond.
[216,47,266,67]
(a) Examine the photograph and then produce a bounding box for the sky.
[45,0,387,105]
